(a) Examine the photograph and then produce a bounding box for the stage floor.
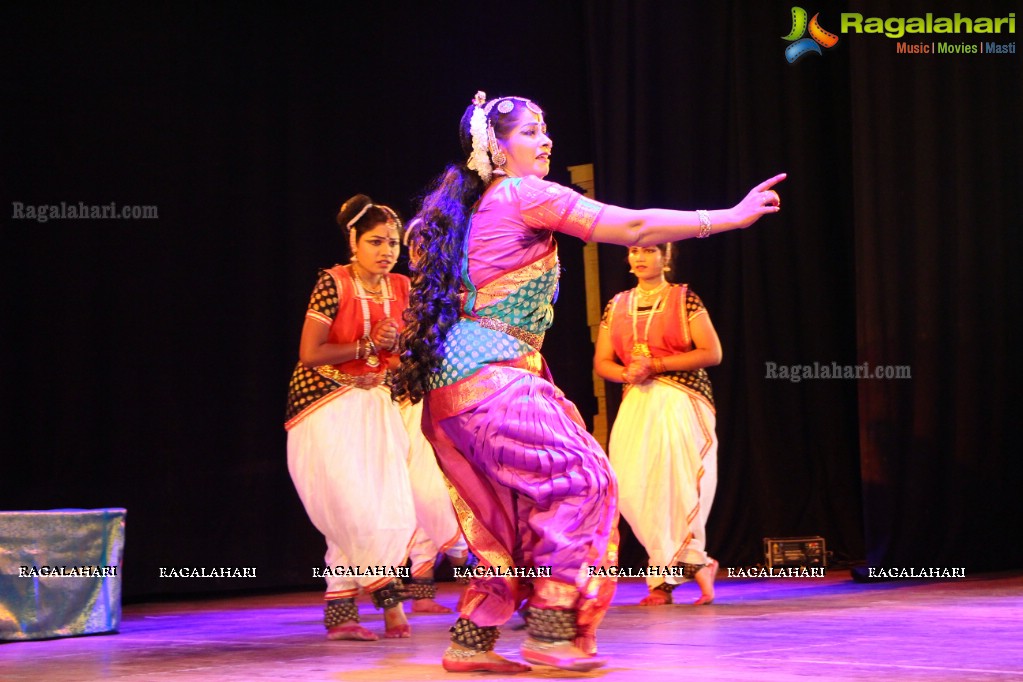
[2,570,1021,681]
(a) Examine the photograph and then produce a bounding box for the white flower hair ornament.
[466,91,493,183]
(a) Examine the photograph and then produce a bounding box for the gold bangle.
[621,368,628,384]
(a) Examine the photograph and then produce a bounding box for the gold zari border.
[314,365,388,390]
[476,317,544,351]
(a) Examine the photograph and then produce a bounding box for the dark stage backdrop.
[2,1,1019,601]
[586,0,1021,573]
[1,2,596,600]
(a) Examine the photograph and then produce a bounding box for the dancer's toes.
[521,638,606,672]
[326,621,378,641]
[638,587,672,606]
[693,559,718,605]
[575,632,598,656]
[411,598,452,614]
[442,646,531,673]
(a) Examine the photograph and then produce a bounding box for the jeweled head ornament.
[346,202,373,254]
[346,203,373,230]
[466,91,543,183]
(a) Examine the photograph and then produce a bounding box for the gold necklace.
[635,280,669,298]
[629,285,667,358]
[351,265,384,296]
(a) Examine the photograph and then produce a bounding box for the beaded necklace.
[350,265,391,368]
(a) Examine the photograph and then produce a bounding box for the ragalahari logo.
[783,7,839,62]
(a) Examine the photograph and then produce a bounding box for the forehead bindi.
[513,110,545,129]
[361,224,399,241]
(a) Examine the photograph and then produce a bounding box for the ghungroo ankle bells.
[682,562,706,580]
[523,606,578,642]
[324,598,359,628]
[370,579,409,609]
[450,617,500,652]
[405,578,437,600]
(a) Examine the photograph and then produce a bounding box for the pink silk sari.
[421,176,618,648]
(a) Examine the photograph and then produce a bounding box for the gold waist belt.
[475,317,544,351]
[315,365,388,389]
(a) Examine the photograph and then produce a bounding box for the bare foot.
[442,644,531,673]
[521,638,606,671]
[638,587,673,606]
[383,605,410,638]
[411,598,452,614]
[575,632,597,656]
[693,559,718,605]
[326,620,378,641]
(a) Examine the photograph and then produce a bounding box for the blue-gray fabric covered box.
[0,508,126,641]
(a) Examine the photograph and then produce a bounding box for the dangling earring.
[349,230,358,263]
[488,124,507,168]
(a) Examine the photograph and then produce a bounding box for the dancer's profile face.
[497,108,553,179]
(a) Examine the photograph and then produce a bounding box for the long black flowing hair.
[392,96,539,404]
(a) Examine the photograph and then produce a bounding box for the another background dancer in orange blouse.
[595,243,721,607]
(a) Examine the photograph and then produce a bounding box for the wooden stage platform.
[2,570,1021,681]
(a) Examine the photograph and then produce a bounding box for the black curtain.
[847,0,1022,571]
[3,0,1019,604]
[1,2,596,599]
[585,0,1021,572]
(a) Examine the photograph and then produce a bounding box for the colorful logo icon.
[782,7,839,63]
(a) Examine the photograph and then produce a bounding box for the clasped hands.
[371,318,399,352]
[623,356,655,385]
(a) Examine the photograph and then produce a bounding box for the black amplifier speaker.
[763,536,827,569]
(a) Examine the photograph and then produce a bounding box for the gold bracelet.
[621,368,628,384]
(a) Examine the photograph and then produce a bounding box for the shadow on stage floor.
[2,570,1021,681]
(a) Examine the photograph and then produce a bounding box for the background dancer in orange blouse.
[285,195,415,640]
[595,243,721,606]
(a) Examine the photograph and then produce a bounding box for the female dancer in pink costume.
[393,91,783,672]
